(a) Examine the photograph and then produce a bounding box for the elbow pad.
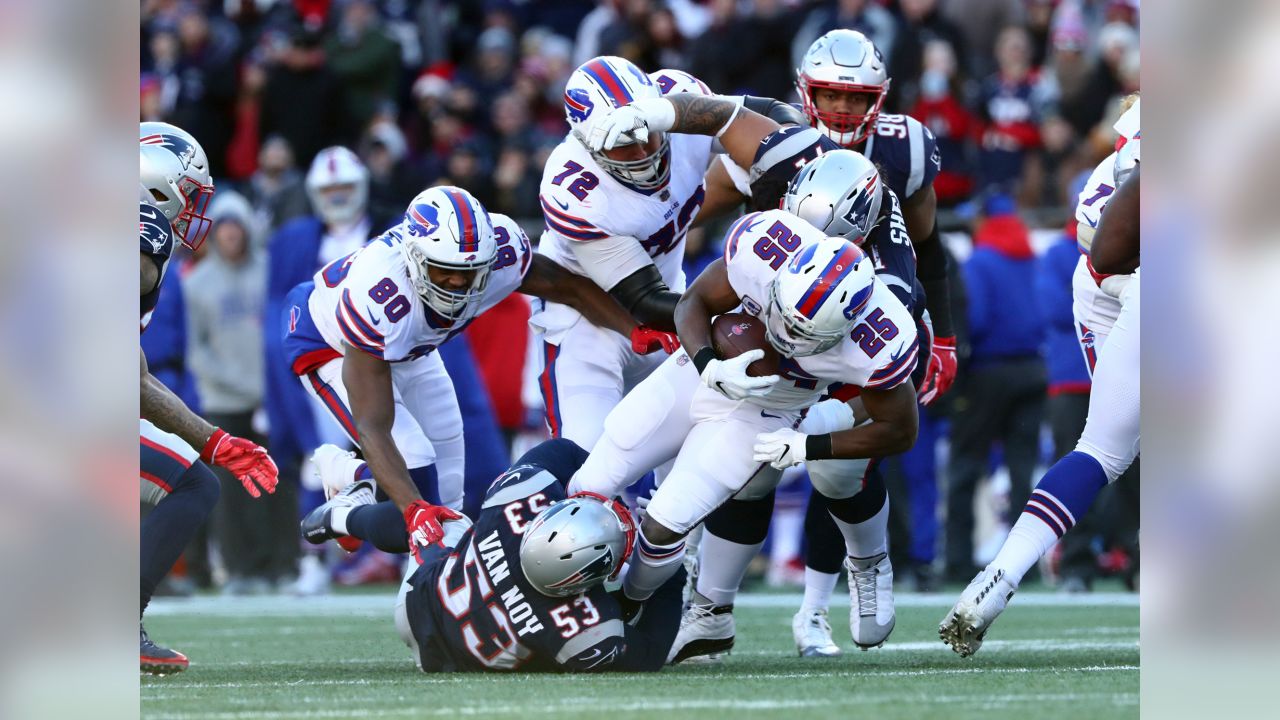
[741,95,805,126]
[609,266,680,332]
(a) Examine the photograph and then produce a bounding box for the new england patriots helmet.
[564,56,671,190]
[765,236,876,357]
[796,29,891,147]
[398,186,496,322]
[783,149,884,245]
[139,122,214,250]
[519,492,636,598]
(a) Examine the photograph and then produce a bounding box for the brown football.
[711,313,781,377]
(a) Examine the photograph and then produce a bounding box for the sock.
[801,568,840,613]
[992,451,1108,585]
[694,530,762,606]
[329,463,376,535]
[826,488,889,560]
[141,461,220,615]
[623,526,685,602]
[408,465,441,506]
[345,501,410,554]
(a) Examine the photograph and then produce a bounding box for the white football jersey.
[308,214,532,362]
[1074,152,1119,255]
[534,71,714,338]
[722,209,919,410]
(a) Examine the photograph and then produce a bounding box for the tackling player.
[282,186,652,551]
[302,439,686,672]
[139,123,279,673]
[940,161,1141,658]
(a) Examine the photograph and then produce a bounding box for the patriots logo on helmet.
[405,203,439,237]
[565,88,594,123]
[546,546,616,591]
[140,133,198,171]
[139,216,170,254]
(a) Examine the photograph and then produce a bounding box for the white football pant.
[1076,270,1141,483]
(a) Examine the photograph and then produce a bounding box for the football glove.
[405,501,464,564]
[917,335,957,406]
[590,98,676,152]
[631,326,680,355]
[700,349,779,401]
[799,399,856,435]
[752,428,808,470]
[201,429,278,498]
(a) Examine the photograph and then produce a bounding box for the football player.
[282,186,657,550]
[302,439,686,672]
[533,57,770,447]
[941,161,1141,658]
[139,123,279,673]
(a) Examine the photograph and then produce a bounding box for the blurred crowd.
[140,0,1140,596]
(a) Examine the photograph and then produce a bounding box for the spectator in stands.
[186,192,297,593]
[888,0,968,112]
[940,0,1024,81]
[440,143,495,207]
[491,144,541,219]
[260,26,346,167]
[461,27,518,103]
[909,40,979,206]
[245,135,311,238]
[326,0,401,137]
[1060,21,1136,141]
[360,120,423,223]
[167,9,240,178]
[945,193,1046,582]
[689,0,798,98]
[977,26,1048,193]
[793,0,899,74]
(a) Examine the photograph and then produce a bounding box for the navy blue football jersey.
[861,113,941,201]
[140,200,176,332]
[403,439,681,673]
[864,186,925,319]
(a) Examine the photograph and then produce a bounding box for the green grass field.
[141,591,1138,720]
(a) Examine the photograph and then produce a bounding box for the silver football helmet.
[796,29,890,147]
[782,149,884,245]
[139,122,215,250]
[519,492,636,598]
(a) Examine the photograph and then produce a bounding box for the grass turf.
[141,592,1138,720]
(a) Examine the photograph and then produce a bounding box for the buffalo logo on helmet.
[405,203,440,237]
[140,133,199,171]
[565,88,594,123]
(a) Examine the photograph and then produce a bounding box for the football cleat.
[301,475,376,550]
[846,553,896,649]
[793,608,842,657]
[310,445,369,552]
[140,624,188,675]
[668,601,735,664]
[939,566,1019,658]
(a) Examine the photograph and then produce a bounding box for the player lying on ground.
[940,162,1141,658]
[303,439,685,672]
[283,185,659,552]
[139,122,279,674]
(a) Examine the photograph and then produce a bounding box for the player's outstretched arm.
[519,254,639,336]
[591,94,780,173]
[695,159,750,227]
[141,347,216,448]
[341,347,422,511]
[1091,164,1140,274]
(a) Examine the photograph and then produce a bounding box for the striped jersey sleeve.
[864,326,920,389]
[334,287,387,360]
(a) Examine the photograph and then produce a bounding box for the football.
[711,313,781,377]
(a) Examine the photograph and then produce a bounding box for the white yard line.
[147,591,1138,618]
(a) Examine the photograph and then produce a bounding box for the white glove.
[753,428,808,470]
[700,349,779,401]
[589,97,676,152]
[799,399,856,435]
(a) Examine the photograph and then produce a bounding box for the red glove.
[631,326,680,355]
[405,500,464,563]
[200,429,278,498]
[917,335,957,406]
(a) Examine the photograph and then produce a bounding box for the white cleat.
[939,566,1019,658]
[667,601,734,664]
[792,608,842,658]
[311,444,366,500]
[846,553,896,650]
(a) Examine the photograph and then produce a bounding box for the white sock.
[330,507,352,535]
[990,514,1057,586]
[622,527,685,602]
[801,569,839,612]
[770,506,804,563]
[695,530,762,606]
[829,495,890,559]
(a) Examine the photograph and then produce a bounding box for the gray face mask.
[920,70,949,100]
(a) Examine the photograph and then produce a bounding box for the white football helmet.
[139,122,215,250]
[796,29,890,147]
[564,56,670,190]
[306,146,369,227]
[398,186,496,322]
[765,236,876,357]
[519,492,636,598]
[783,149,884,245]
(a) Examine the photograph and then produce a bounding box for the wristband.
[805,433,834,461]
[693,347,718,374]
[200,428,228,463]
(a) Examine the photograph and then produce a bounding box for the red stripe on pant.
[540,342,562,438]
[308,371,362,442]
[141,470,174,493]
[140,436,193,469]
